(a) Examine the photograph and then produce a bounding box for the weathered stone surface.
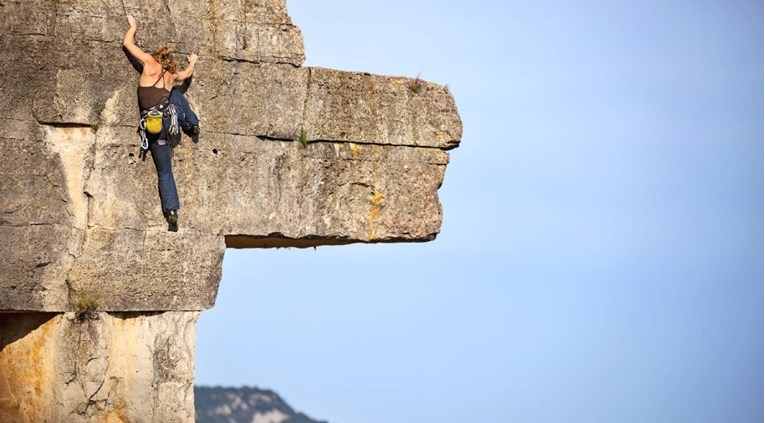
[0,120,71,225]
[0,226,79,311]
[1,0,462,420]
[0,49,459,313]
[194,62,310,139]
[68,230,224,311]
[0,121,446,312]
[304,68,462,149]
[86,127,449,239]
[0,311,199,423]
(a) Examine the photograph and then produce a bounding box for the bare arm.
[174,54,198,82]
[123,15,153,64]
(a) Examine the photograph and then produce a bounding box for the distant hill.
[195,386,328,423]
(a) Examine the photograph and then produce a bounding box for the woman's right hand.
[127,15,137,29]
[188,53,199,65]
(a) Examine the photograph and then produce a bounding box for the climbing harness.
[136,102,180,152]
[137,102,181,152]
[137,101,168,152]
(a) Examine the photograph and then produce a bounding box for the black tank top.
[137,69,170,110]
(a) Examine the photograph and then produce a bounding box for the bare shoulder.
[139,60,163,85]
[143,57,161,74]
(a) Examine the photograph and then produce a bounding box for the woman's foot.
[167,210,178,232]
[190,125,200,143]
[183,124,200,141]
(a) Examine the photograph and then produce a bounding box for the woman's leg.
[148,139,180,213]
[169,89,199,129]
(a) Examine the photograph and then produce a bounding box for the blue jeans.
[148,138,179,212]
[145,90,196,213]
[169,89,199,129]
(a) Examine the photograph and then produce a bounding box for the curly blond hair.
[151,46,178,73]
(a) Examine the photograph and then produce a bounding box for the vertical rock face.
[0,0,462,421]
[0,312,199,423]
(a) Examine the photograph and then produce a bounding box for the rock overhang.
[0,0,462,312]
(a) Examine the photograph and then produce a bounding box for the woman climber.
[123,15,200,232]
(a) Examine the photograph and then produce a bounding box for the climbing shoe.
[167,210,178,232]
[189,125,200,143]
[182,124,199,136]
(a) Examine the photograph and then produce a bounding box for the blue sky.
[196,1,764,422]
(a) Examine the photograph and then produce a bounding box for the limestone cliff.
[0,0,462,421]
